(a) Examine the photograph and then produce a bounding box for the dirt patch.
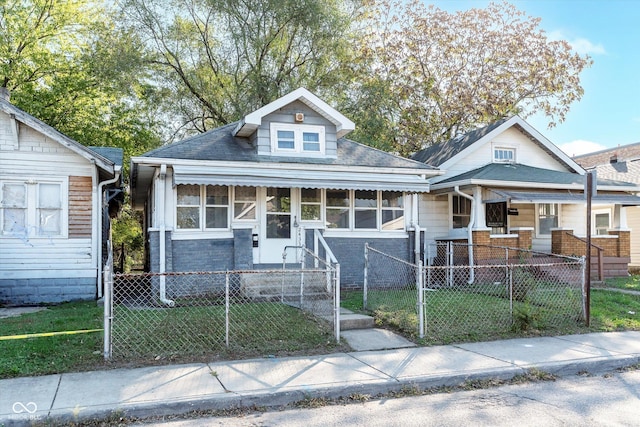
[0,307,47,319]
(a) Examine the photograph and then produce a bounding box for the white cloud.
[559,140,607,157]
[569,38,606,56]
[547,30,606,56]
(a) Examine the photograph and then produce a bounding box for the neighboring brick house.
[412,116,640,277]
[574,143,640,268]
[130,88,438,286]
[0,88,122,304]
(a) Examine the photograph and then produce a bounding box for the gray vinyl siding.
[256,100,338,157]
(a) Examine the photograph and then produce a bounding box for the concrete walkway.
[2,331,640,426]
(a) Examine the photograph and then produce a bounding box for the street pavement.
[2,330,640,426]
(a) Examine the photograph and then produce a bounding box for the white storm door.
[259,187,299,264]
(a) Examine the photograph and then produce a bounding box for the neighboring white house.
[0,88,122,304]
[574,143,640,268]
[412,116,640,276]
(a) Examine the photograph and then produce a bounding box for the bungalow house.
[574,143,640,268]
[129,88,438,285]
[0,88,122,304]
[411,116,640,277]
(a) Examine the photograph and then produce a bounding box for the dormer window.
[494,147,515,163]
[270,123,325,156]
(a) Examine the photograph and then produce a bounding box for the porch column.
[612,205,629,229]
[473,186,486,229]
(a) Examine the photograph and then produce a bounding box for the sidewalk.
[2,331,640,426]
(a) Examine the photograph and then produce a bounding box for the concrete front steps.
[339,308,375,330]
[339,308,416,351]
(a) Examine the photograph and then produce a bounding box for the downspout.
[411,194,420,263]
[454,186,475,284]
[97,166,121,299]
[158,164,175,306]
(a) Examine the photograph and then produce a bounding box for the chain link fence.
[104,261,339,360]
[364,242,585,343]
[364,244,424,336]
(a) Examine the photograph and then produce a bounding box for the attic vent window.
[270,123,325,156]
[494,148,515,163]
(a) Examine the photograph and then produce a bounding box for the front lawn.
[0,300,345,379]
[2,281,640,379]
[342,284,640,345]
[0,302,104,378]
[602,276,640,292]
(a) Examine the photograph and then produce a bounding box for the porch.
[442,228,632,278]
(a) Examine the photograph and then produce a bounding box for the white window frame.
[451,194,472,229]
[493,147,516,163]
[535,203,560,237]
[233,186,257,222]
[324,190,406,232]
[0,178,68,239]
[175,184,231,232]
[300,188,323,223]
[270,123,326,156]
[593,208,611,236]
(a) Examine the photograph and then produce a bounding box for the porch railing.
[564,232,604,281]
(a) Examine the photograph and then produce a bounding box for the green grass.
[0,300,345,379]
[342,282,639,345]
[3,281,640,379]
[590,289,640,331]
[112,302,338,360]
[0,302,104,378]
[602,276,640,291]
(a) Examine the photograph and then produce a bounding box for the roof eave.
[232,88,355,138]
[0,99,115,175]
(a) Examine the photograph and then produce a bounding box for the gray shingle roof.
[589,160,640,185]
[436,163,636,188]
[143,122,436,170]
[573,142,640,169]
[89,147,123,167]
[411,118,511,166]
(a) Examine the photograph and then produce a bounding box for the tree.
[350,0,592,155]
[120,0,362,140]
[0,1,163,164]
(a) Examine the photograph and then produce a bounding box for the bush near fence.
[363,242,585,343]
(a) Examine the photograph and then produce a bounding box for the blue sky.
[429,0,640,156]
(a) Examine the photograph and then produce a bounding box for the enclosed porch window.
[537,203,558,236]
[325,190,405,231]
[176,185,230,230]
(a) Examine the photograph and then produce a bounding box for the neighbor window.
[537,203,558,235]
[452,195,472,228]
[325,190,405,231]
[494,148,515,163]
[270,123,325,155]
[176,184,229,230]
[37,183,62,235]
[486,202,507,234]
[1,180,63,237]
[594,211,610,236]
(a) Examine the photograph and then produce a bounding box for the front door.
[259,187,299,264]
